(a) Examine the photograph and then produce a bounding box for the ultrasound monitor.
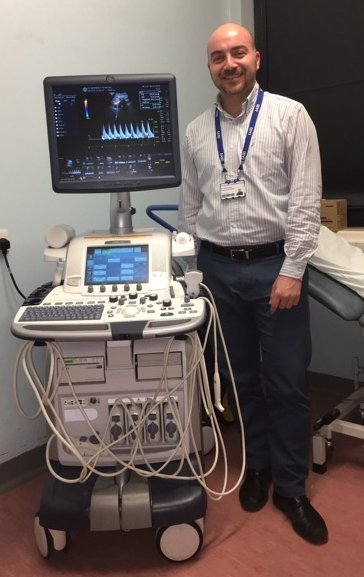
[43,74,181,233]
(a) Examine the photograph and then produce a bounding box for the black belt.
[200,239,285,261]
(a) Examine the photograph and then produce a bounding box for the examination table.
[308,264,364,472]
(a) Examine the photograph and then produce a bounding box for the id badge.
[220,180,246,200]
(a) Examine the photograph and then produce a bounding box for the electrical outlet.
[0,228,9,239]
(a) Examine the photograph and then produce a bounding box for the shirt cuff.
[279,257,308,280]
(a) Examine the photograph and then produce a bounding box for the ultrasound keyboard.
[18,304,104,322]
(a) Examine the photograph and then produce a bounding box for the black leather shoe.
[239,467,272,512]
[273,492,328,545]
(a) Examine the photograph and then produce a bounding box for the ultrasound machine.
[12,74,245,562]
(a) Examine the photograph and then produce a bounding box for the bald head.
[207,23,256,63]
[206,23,260,113]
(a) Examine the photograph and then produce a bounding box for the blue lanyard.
[215,88,264,183]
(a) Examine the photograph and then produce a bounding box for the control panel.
[11,230,205,341]
[12,281,205,341]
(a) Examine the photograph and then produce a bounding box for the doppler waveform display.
[101,120,155,141]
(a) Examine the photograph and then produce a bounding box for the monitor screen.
[85,244,149,285]
[43,74,181,194]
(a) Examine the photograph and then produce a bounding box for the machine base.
[36,458,207,562]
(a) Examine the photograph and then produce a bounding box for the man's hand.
[269,275,302,314]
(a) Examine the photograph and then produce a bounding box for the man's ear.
[256,51,261,71]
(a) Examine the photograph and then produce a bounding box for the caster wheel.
[50,528,70,552]
[34,514,70,559]
[34,514,53,559]
[156,520,203,562]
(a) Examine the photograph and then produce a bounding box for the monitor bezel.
[43,73,181,194]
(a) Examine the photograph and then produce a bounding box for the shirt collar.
[214,82,260,119]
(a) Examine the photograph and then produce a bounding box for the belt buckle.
[230,248,250,260]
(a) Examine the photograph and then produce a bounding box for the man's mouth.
[223,74,242,81]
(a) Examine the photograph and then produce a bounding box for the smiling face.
[207,24,260,110]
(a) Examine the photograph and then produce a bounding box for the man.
[178,23,328,545]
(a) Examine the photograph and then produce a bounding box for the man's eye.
[233,50,247,58]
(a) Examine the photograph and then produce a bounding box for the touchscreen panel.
[85,245,149,285]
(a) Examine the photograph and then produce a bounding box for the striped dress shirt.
[178,83,322,279]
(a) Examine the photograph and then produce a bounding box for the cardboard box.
[320,199,347,232]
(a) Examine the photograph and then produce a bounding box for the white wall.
[0,0,254,464]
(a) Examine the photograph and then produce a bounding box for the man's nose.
[224,53,237,69]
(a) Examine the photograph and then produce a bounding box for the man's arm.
[280,105,322,281]
[270,105,322,312]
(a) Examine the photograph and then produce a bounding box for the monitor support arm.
[110,192,136,235]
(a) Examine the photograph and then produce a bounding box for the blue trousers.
[198,246,312,497]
